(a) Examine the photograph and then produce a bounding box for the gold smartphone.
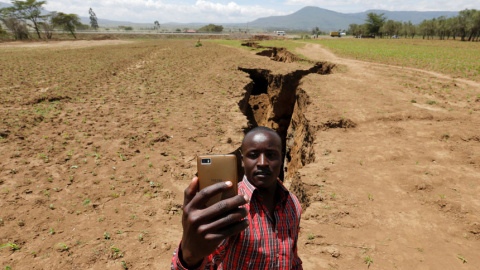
[197,154,238,207]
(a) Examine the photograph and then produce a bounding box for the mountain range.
[0,3,459,32]
[249,6,459,31]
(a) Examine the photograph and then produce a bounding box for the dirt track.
[0,40,479,269]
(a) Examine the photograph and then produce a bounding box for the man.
[172,127,302,269]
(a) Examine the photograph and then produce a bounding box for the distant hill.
[249,7,364,31]
[249,6,459,31]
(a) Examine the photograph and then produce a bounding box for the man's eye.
[267,152,279,159]
[247,153,258,158]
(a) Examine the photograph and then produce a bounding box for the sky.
[1,0,478,23]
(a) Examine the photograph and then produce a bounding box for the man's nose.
[258,153,268,166]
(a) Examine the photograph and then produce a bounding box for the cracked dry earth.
[0,39,479,269]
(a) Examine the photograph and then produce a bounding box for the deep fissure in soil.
[236,62,335,207]
[256,48,300,63]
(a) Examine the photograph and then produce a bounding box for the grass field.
[306,38,480,81]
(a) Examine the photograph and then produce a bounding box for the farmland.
[1,38,480,269]
[309,38,480,81]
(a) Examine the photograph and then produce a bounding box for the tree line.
[348,9,480,41]
[0,0,99,40]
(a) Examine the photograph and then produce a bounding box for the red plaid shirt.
[172,175,303,269]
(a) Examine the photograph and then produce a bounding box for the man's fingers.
[204,219,250,241]
[198,207,248,234]
[200,194,248,221]
[184,177,199,206]
[189,181,233,208]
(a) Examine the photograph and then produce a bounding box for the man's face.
[242,131,282,191]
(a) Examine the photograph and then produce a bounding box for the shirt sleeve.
[171,242,207,270]
[291,198,303,269]
[171,239,230,270]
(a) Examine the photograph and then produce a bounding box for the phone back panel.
[197,154,238,207]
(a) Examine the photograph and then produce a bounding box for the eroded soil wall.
[238,61,335,207]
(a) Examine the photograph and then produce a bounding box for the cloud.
[43,0,286,23]
[284,0,477,12]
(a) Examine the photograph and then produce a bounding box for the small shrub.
[364,256,373,267]
[457,254,467,263]
[0,243,20,251]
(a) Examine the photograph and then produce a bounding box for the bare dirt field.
[0,40,133,49]
[0,39,479,269]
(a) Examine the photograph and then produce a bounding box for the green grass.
[307,39,480,81]
[206,40,246,49]
[364,256,374,267]
[457,254,467,263]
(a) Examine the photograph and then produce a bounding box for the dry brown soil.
[0,40,133,48]
[0,40,479,269]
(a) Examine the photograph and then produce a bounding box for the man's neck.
[256,183,278,218]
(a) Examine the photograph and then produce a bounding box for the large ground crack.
[237,61,335,208]
[256,47,300,63]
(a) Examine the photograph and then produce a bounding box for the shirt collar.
[240,175,289,203]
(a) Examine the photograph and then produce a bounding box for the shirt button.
[276,253,279,257]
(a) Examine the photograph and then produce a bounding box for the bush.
[0,24,6,36]
[198,24,223,33]
[1,17,29,39]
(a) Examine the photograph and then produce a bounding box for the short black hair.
[241,126,282,150]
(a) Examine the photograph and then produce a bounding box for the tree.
[436,16,447,40]
[154,20,160,31]
[311,26,325,36]
[473,10,480,41]
[0,8,29,39]
[401,22,409,38]
[466,9,480,41]
[381,20,395,37]
[407,21,416,38]
[348,23,363,37]
[365,12,386,37]
[457,9,472,41]
[89,7,98,30]
[419,19,436,39]
[38,12,54,39]
[0,23,6,36]
[198,24,223,33]
[8,0,47,39]
[51,12,81,39]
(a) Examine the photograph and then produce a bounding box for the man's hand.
[180,177,249,267]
